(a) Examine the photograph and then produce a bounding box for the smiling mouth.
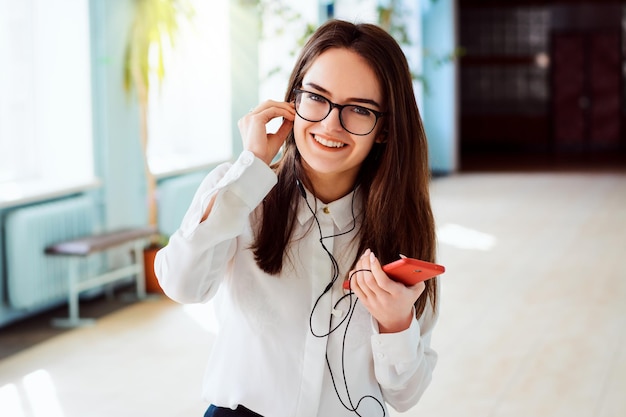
[314,134,346,148]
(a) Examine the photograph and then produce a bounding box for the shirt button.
[377,352,386,359]
[323,207,330,214]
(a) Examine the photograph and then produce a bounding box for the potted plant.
[123,0,194,292]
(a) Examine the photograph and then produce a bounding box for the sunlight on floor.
[0,383,25,417]
[23,370,64,417]
[437,223,497,251]
[0,369,65,417]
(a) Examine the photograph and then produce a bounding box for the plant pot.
[143,244,164,294]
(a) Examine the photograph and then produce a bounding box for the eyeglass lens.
[294,91,378,135]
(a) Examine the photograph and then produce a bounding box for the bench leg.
[52,258,96,328]
[133,241,147,300]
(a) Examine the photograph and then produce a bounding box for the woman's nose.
[321,107,343,132]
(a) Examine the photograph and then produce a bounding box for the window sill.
[151,156,232,180]
[0,178,102,209]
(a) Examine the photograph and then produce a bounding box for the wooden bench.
[44,226,158,327]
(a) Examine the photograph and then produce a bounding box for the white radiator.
[4,195,96,310]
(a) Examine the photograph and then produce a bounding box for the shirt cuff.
[221,151,277,210]
[371,313,421,371]
[180,151,276,237]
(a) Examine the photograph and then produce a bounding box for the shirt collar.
[296,186,363,231]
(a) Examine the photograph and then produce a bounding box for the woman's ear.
[375,130,388,144]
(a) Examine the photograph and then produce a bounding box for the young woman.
[155,19,439,417]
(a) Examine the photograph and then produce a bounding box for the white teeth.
[314,135,345,148]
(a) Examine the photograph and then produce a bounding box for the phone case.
[382,258,445,286]
[343,257,445,290]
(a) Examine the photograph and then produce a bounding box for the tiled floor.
[0,171,625,417]
[0,290,141,360]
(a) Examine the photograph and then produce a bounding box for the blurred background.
[0,1,624,416]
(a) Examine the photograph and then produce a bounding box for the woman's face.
[293,48,384,195]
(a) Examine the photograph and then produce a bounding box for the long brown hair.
[251,20,437,318]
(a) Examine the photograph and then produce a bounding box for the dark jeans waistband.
[204,405,263,417]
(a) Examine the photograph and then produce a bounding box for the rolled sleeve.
[180,151,277,238]
[370,303,438,412]
[225,152,276,210]
[371,317,421,382]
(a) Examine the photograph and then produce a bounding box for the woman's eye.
[350,106,371,116]
[307,93,325,103]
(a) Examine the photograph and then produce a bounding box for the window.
[0,0,95,204]
[146,0,231,176]
[259,2,320,100]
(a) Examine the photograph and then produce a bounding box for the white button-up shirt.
[155,151,438,417]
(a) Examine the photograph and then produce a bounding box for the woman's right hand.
[238,100,295,165]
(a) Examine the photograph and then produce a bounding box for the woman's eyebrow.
[303,82,382,109]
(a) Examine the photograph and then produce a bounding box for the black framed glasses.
[293,89,384,136]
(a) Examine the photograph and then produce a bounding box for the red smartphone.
[382,257,445,286]
[343,257,445,290]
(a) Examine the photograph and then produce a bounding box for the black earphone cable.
[326,270,386,417]
[298,179,385,417]
[299,178,358,336]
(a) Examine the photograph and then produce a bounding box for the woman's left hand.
[349,249,425,333]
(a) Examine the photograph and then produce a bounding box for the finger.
[408,281,426,299]
[348,264,367,297]
[265,120,293,160]
[249,100,295,116]
[368,251,395,295]
[355,251,378,298]
[247,107,294,126]
[269,118,294,142]
[351,272,374,301]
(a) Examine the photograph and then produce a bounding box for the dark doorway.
[552,31,621,151]
[459,0,626,171]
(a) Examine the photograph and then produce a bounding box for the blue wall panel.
[422,0,458,174]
